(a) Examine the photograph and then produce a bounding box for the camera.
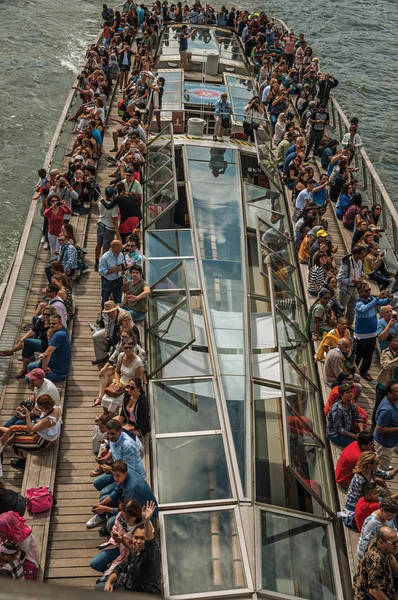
[392,311,398,319]
[56,200,62,206]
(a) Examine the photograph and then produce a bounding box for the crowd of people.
[0,1,395,597]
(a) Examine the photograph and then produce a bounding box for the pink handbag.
[25,486,54,514]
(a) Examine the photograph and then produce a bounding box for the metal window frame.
[244,182,284,218]
[255,505,344,600]
[145,123,179,230]
[160,505,254,600]
[146,228,194,258]
[183,144,248,501]
[147,260,195,379]
[254,131,284,194]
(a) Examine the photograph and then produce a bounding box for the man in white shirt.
[293,179,316,222]
[26,368,61,406]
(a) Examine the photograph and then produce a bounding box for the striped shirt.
[308,265,325,296]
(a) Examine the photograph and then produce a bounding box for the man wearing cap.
[98,240,125,308]
[95,186,120,272]
[92,301,122,366]
[26,368,60,406]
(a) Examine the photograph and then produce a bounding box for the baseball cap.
[316,229,328,237]
[105,186,115,197]
[74,155,84,162]
[26,368,46,381]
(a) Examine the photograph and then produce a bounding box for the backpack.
[25,486,54,514]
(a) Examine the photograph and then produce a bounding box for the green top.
[126,278,148,313]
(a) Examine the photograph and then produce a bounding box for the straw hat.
[103,301,118,313]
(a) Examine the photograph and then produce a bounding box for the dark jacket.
[113,538,161,594]
[120,390,150,436]
[108,322,141,350]
[318,77,339,100]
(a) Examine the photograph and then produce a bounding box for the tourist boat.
[0,10,396,600]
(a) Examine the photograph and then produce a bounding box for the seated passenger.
[88,459,157,532]
[335,431,374,489]
[0,511,40,579]
[324,372,367,427]
[120,265,150,322]
[354,482,382,533]
[118,377,150,438]
[357,497,398,560]
[27,314,71,383]
[324,337,354,387]
[98,501,161,595]
[0,395,62,471]
[325,382,364,447]
[345,451,397,512]
[0,540,26,580]
[0,483,26,517]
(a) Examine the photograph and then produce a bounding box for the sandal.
[15,370,27,379]
[89,466,103,477]
[92,397,102,407]
[0,350,13,357]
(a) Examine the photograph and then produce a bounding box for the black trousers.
[354,337,376,374]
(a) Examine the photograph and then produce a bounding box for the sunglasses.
[125,385,137,390]
[49,322,59,326]
[123,345,134,349]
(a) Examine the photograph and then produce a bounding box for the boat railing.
[270,15,398,260]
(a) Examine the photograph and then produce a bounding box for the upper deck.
[0,10,397,600]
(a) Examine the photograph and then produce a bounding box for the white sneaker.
[86,514,106,529]
[41,236,46,244]
[43,242,49,250]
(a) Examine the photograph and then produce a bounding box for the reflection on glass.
[254,385,326,514]
[146,130,177,227]
[223,375,246,485]
[184,82,226,106]
[187,146,248,495]
[225,75,254,123]
[285,402,326,515]
[146,230,194,258]
[157,435,231,503]
[152,379,220,434]
[164,510,247,596]
[260,510,337,599]
[147,259,198,288]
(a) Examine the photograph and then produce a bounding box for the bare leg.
[112,131,119,151]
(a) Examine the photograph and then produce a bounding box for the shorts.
[120,65,130,72]
[97,222,115,251]
[117,128,124,137]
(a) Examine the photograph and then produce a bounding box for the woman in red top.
[325,371,369,429]
[44,195,72,257]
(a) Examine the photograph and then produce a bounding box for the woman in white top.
[272,111,287,147]
[342,125,363,156]
[0,395,62,466]
[100,341,144,414]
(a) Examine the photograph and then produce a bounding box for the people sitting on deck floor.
[324,337,356,388]
[0,511,40,580]
[373,381,398,471]
[354,527,398,600]
[374,336,398,427]
[345,451,398,513]
[0,483,26,517]
[0,395,62,471]
[0,540,27,580]
[325,382,364,448]
[357,497,398,560]
[324,372,367,428]
[98,240,125,308]
[335,431,374,489]
[96,501,161,594]
[118,378,150,438]
[120,264,151,322]
[27,313,71,383]
[92,301,123,367]
[88,458,158,534]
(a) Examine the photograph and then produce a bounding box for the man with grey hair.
[324,337,354,387]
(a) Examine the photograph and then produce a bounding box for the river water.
[0,0,397,279]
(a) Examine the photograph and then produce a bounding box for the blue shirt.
[179,32,188,51]
[312,184,329,208]
[374,397,398,448]
[91,128,103,147]
[98,249,125,281]
[377,318,398,351]
[109,472,159,516]
[110,431,146,479]
[215,99,232,119]
[48,329,71,376]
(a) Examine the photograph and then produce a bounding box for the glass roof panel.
[260,509,337,599]
[146,230,194,258]
[223,375,246,485]
[156,434,232,504]
[164,509,248,596]
[152,379,220,434]
[147,258,198,289]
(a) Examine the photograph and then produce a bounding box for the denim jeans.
[27,360,67,383]
[101,277,123,309]
[125,308,146,322]
[3,416,26,428]
[90,548,120,572]
[22,338,42,359]
[328,435,356,448]
[369,270,390,290]
[94,473,115,493]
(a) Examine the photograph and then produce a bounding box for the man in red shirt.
[335,431,374,488]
